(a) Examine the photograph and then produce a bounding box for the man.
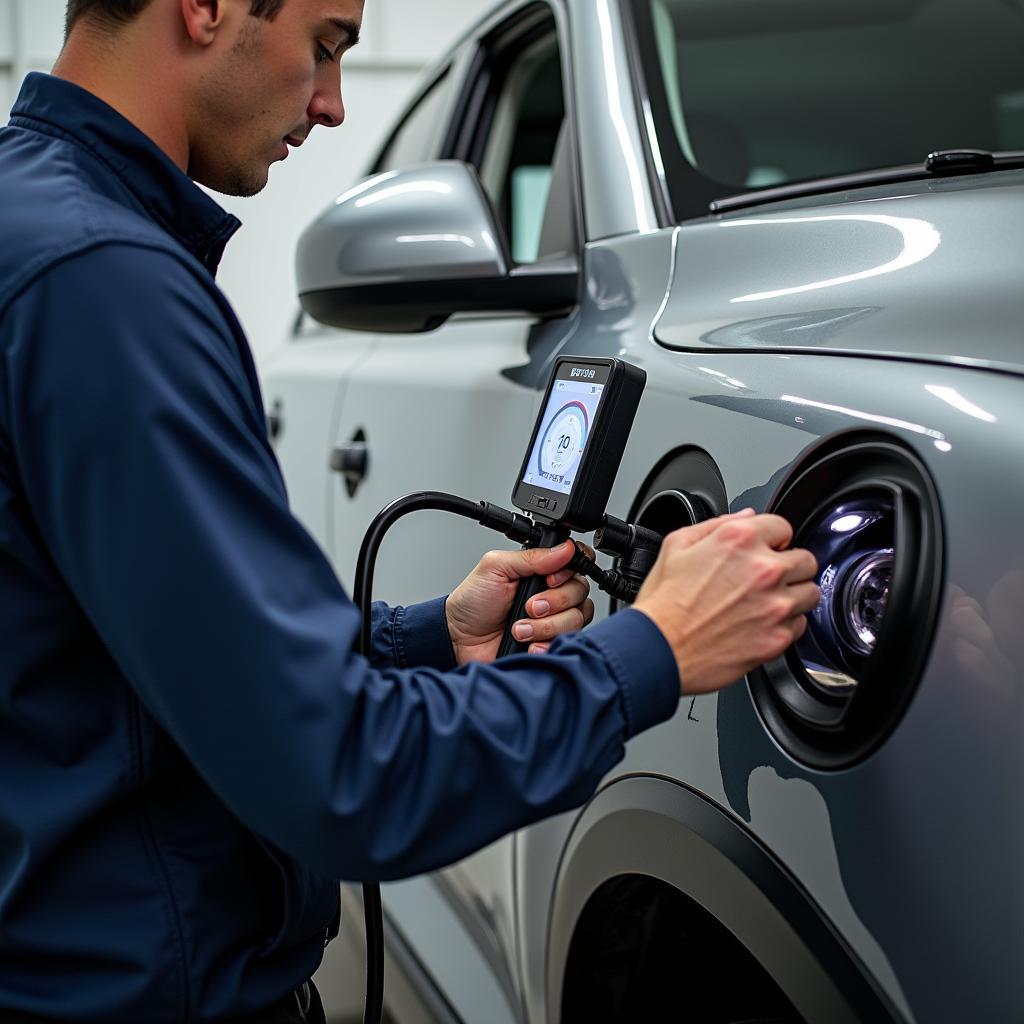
[0,1,820,1021]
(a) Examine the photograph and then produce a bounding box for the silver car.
[263,0,1024,1020]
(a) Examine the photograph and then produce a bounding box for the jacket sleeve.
[368,599,458,672]
[5,244,680,881]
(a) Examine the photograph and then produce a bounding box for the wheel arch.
[546,775,904,1023]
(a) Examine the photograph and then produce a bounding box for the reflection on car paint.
[722,214,941,304]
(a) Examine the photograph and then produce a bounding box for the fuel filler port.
[605,448,729,614]
[749,436,944,769]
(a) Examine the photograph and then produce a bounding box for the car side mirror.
[296,161,578,334]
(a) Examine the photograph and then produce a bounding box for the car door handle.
[266,399,283,441]
[330,430,368,498]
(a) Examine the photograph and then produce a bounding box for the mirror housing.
[296,161,578,333]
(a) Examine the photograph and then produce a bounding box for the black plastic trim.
[748,433,945,769]
[299,265,577,334]
[626,446,729,525]
[459,3,558,170]
[450,43,492,166]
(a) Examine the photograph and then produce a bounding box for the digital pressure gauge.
[512,357,646,532]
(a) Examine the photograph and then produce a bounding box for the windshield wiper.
[710,149,1024,214]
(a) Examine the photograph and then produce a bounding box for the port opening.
[749,434,944,769]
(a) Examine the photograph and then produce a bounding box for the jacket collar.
[10,73,242,276]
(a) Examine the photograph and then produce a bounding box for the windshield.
[630,0,1024,217]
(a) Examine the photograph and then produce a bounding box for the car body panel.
[261,327,374,554]
[655,171,1024,374]
[383,874,519,1024]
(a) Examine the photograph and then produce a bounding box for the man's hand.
[446,541,595,665]
[633,510,820,694]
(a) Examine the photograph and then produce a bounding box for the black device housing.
[511,357,646,532]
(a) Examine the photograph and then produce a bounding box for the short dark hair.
[66,0,287,35]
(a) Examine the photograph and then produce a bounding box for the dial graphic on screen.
[538,401,589,482]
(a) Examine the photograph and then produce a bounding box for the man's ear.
[179,0,227,45]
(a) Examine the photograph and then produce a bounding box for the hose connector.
[478,502,545,546]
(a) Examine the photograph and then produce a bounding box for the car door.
[325,4,583,1019]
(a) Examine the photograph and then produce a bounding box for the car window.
[631,0,1024,216]
[476,31,567,265]
[376,68,453,173]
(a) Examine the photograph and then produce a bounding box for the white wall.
[0,0,485,363]
[0,1,63,116]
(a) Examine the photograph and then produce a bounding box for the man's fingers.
[667,508,756,552]
[779,547,818,585]
[748,513,794,551]
[787,581,822,616]
[788,614,809,643]
[513,600,594,644]
[527,576,590,619]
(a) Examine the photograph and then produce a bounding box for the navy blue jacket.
[0,74,680,1022]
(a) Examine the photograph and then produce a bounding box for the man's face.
[189,0,363,196]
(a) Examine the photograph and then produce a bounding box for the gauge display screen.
[512,356,645,531]
[522,378,607,495]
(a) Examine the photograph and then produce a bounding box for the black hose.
[351,491,534,1024]
[359,880,385,1024]
[354,492,486,658]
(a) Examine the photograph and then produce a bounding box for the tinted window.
[632,0,1024,214]
[477,32,566,264]
[377,69,453,172]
